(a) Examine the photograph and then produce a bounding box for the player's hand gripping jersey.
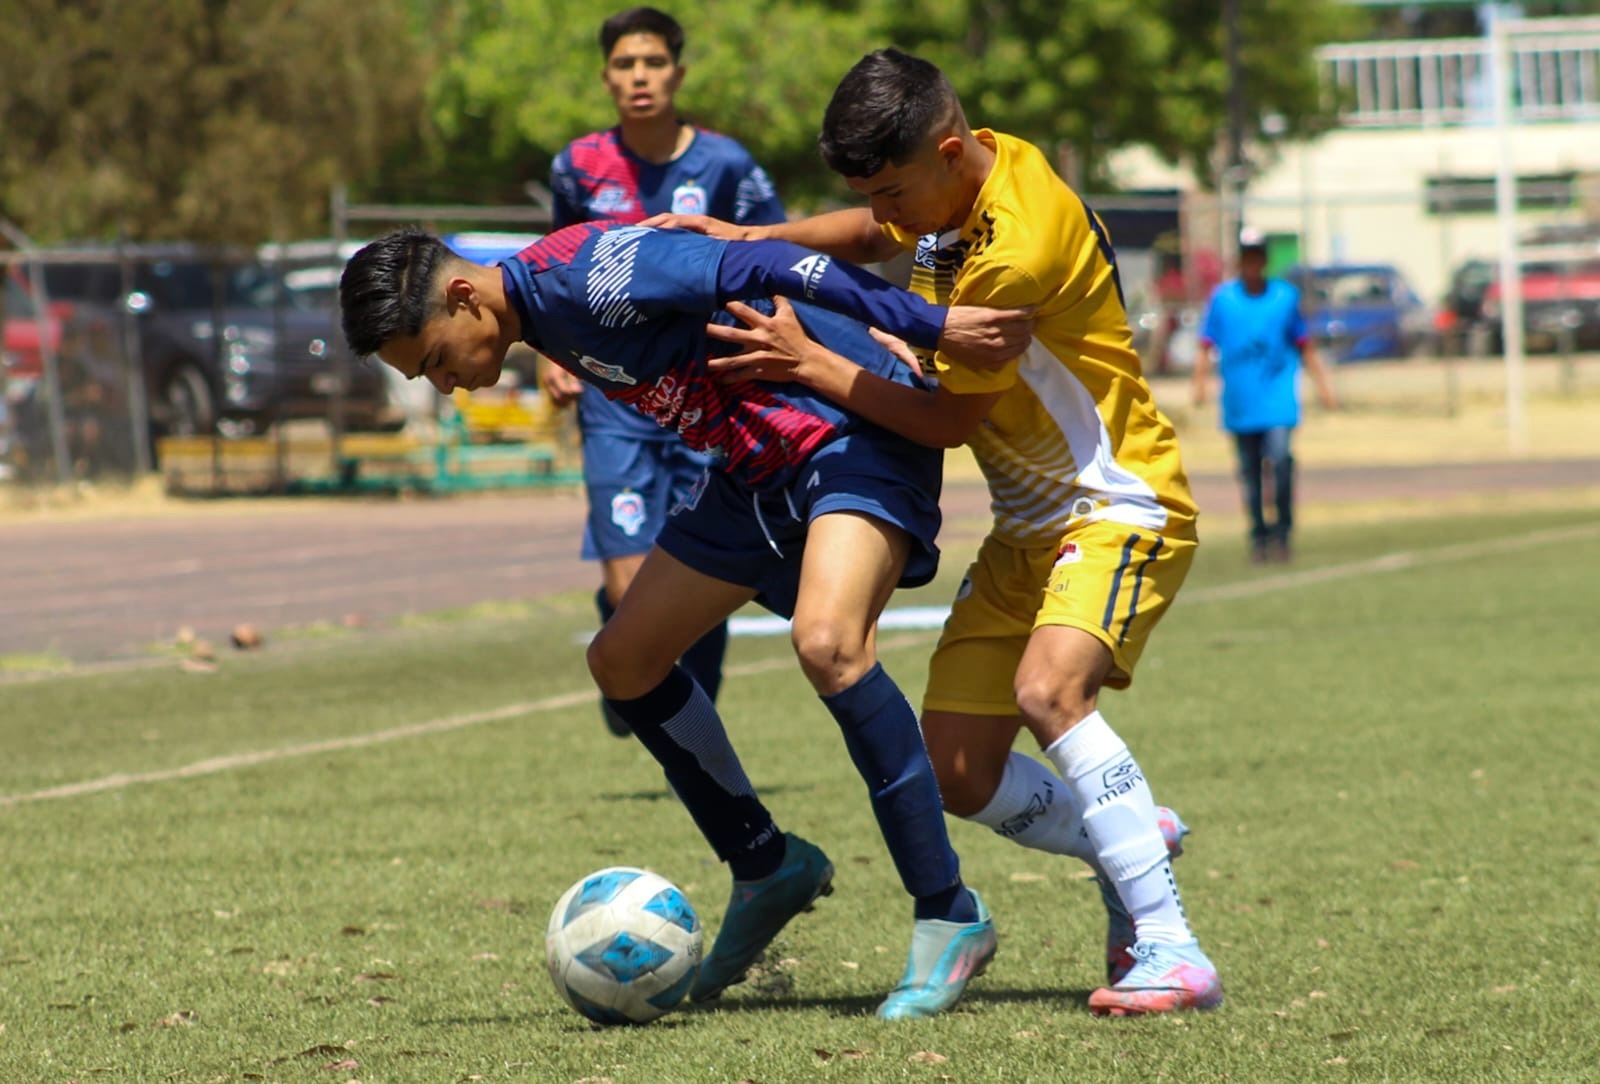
[883,130,1197,543]
[500,223,946,489]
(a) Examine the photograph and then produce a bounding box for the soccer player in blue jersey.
[544,7,788,735]
[338,223,1033,1019]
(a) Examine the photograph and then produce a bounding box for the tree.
[0,0,427,243]
[399,0,1356,209]
[391,0,876,209]
[863,0,1361,188]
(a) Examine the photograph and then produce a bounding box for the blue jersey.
[499,223,945,490]
[1201,279,1308,433]
[550,125,787,437]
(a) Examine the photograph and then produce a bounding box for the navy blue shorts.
[654,427,943,620]
[580,429,714,561]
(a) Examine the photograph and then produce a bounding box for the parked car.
[33,245,399,449]
[1288,264,1434,363]
[1479,255,1600,353]
[1435,258,1497,355]
[3,265,134,477]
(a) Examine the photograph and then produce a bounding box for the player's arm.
[1193,291,1222,407]
[646,207,900,265]
[1288,287,1339,410]
[713,238,1031,368]
[1299,337,1339,410]
[1191,342,1215,407]
[548,149,583,230]
[707,297,1001,449]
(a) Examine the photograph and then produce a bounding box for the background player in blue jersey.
[338,223,1033,1019]
[544,7,788,735]
[1193,229,1339,563]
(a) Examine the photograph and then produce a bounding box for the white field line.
[4,522,1596,808]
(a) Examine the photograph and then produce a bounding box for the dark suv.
[36,246,397,444]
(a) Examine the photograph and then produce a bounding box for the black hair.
[818,48,959,178]
[338,228,455,358]
[600,7,685,62]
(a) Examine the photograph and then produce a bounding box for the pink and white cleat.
[1088,938,1223,1015]
[1100,805,1190,984]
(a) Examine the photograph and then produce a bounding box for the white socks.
[1043,711,1192,947]
[967,751,1097,864]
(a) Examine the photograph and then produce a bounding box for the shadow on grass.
[692,985,1090,1018]
[597,782,815,803]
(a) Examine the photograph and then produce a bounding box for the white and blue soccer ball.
[545,866,702,1026]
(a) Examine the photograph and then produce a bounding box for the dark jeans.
[1232,426,1295,546]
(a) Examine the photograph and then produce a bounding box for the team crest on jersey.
[1053,541,1084,568]
[913,233,940,270]
[579,355,638,385]
[789,254,832,299]
[590,185,636,215]
[611,491,647,536]
[670,179,707,215]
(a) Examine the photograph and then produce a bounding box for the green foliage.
[0,0,1357,239]
[0,0,426,243]
[865,0,1363,187]
[407,0,1357,208]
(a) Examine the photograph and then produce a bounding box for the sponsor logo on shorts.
[670,180,707,215]
[789,254,832,299]
[670,469,710,516]
[610,491,648,536]
[580,355,638,385]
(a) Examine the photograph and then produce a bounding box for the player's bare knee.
[587,628,665,700]
[790,619,872,696]
[1014,674,1097,733]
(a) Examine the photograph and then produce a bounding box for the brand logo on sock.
[998,791,1050,838]
[1096,758,1145,806]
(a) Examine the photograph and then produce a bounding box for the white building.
[1107,16,1600,300]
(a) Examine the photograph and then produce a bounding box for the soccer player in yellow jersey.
[650,48,1221,1015]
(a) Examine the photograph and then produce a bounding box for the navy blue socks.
[603,666,784,881]
[821,664,975,924]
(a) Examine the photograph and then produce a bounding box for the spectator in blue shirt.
[1194,229,1338,563]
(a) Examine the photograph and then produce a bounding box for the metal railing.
[1317,17,1600,127]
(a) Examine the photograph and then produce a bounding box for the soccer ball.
[545,867,702,1025]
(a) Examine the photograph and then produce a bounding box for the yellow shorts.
[922,518,1197,715]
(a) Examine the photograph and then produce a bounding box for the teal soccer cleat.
[1100,805,1190,984]
[689,833,834,1002]
[876,890,997,1020]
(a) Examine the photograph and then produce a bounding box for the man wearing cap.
[1193,229,1338,563]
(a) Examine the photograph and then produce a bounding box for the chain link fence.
[0,241,406,491]
[5,181,1594,491]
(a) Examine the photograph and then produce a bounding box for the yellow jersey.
[884,130,1196,546]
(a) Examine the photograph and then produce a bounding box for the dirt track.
[2,456,1596,664]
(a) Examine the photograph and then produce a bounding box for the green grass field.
[3,506,1598,1083]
